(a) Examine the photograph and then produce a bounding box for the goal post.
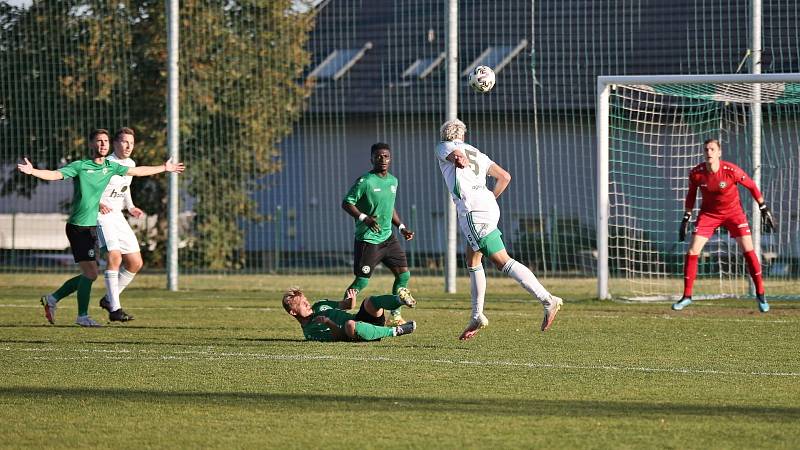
[596,73,800,301]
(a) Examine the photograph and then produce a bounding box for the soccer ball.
[468,65,496,93]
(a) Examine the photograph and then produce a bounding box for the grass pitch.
[1,274,798,449]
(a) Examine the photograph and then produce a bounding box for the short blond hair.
[440,119,466,141]
[281,286,303,313]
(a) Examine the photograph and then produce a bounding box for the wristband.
[398,224,406,231]
[358,213,367,222]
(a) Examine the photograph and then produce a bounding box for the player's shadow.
[1,386,798,421]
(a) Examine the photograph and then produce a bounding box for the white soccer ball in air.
[468,65,496,93]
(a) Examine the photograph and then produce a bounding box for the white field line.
[0,303,795,324]
[2,346,798,377]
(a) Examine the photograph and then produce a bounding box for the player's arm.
[445,149,468,169]
[737,171,775,231]
[16,158,64,180]
[127,159,184,176]
[342,201,380,233]
[338,288,357,310]
[487,163,511,199]
[123,187,144,218]
[391,209,414,241]
[313,315,346,341]
[680,174,699,241]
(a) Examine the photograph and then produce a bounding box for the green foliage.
[0,0,313,269]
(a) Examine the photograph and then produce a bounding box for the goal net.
[596,74,800,301]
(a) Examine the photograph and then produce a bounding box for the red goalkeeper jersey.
[685,160,762,215]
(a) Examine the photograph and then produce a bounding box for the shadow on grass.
[1,387,798,420]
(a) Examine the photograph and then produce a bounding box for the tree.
[1,0,314,270]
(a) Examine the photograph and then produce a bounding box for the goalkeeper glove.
[759,203,775,233]
[679,211,691,241]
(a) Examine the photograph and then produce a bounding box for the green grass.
[1,274,799,449]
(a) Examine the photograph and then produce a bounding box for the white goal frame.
[596,73,800,300]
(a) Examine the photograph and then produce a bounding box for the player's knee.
[126,258,143,273]
[686,249,701,256]
[344,320,357,338]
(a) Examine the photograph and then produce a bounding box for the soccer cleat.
[396,287,417,308]
[459,313,489,340]
[99,295,112,313]
[541,296,563,331]
[109,308,135,322]
[757,294,770,313]
[75,315,103,327]
[393,320,416,336]
[672,297,692,311]
[386,312,406,327]
[40,295,57,325]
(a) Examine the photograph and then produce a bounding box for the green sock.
[354,321,395,341]
[390,271,411,316]
[370,294,403,310]
[391,271,410,294]
[348,276,370,294]
[76,276,93,316]
[52,275,81,301]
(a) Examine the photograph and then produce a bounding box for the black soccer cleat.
[99,295,112,313]
[394,320,416,336]
[109,308,135,322]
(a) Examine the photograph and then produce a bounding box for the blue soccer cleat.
[757,294,769,313]
[672,297,692,311]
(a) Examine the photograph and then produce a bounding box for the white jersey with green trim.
[435,139,499,220]
[98,154,136,215]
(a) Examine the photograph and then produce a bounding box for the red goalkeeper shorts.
[694,210,751,238]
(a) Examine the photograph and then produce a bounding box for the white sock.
[104,270,121,312]
[118,268,136,294]
[502,259,550,304]
[468,264,486,320]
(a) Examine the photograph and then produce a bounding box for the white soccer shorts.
[458,209,500,251]
[98,214,140,254]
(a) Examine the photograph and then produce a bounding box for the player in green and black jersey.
[282,287,417,342]
[342,143,415,326]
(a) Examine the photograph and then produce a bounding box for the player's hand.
[447,150,468,169]
[129,207,144,218]
[363,216,381,233]
[99,203,112,215]
[313,316,330,325]
[760,203,775,233]
[401,228,415,241]
[345,288,357,302]
[164,158,185,173]
[17,157,33,174]
[679,211,691,241]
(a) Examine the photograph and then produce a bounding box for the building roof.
[304,0,799,114]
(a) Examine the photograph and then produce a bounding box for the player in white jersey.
[96,127,144,322]
[435,119,563,340]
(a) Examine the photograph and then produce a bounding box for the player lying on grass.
[673,138,775,313]
[282,287,417,342]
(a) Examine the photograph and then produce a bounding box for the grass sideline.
[1,274,798,449]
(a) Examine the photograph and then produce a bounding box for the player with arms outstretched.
[673,138,775,312]
[435,119,563,340]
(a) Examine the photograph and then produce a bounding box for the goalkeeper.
[674,138,776,313]
[282,287,417,342]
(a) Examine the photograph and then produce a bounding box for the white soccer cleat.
[459,313,489,340]
[75,315,103,328]
[541,296,563,331]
